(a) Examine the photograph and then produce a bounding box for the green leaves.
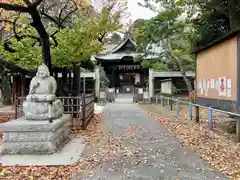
[0,35,42,70]
[134,1,197,72]
[175,0,185,6]
[0,5,122,70]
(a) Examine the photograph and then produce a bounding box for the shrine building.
[93,33,159,94]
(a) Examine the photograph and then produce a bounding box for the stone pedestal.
[0,114,71,155]
[106,88,115,102]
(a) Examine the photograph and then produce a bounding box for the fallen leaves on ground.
[140,104,240,180]
[0,114,125,180]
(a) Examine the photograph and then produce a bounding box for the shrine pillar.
[95,66,100,98]
[149,69,154,100]
[111,68,115,88]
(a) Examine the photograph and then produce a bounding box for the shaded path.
[80,103,228,180]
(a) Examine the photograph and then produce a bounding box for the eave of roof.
[192,29,240,54]
[94,52,160,61]
[110,36,136,54]
[152,71,195,78]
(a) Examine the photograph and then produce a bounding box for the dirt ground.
[140,103,240,179]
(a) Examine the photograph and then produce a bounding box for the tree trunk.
[29,9,52,75]
[167,38,194,96]
[61,68,68,95]
[72,63,81,96]
[173,56,193,92]
[72,63,81,119]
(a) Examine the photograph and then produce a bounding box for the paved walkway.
[81,102,228,180]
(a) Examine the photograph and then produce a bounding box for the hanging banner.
[117,65,141,70]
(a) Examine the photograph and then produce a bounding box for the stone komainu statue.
[23,63,63,120]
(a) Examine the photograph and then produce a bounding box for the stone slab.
[1,115,71,155]
[3,123,69,142]
[0,114,71,132]
[0,137,86,166]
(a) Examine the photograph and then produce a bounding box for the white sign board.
[161,80,172,95]
[100,91,105,98]
[143,92,149,99]
[108,88,114,92]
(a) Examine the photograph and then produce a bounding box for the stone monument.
[0,63,71,155]
[23,63,63,120]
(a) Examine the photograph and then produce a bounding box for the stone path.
[80,102,228,180]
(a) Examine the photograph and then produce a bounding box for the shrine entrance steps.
[115,93,133,104]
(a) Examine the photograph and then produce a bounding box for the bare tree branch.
[59,6,77,26]
[98,32,106,43]
[13,15,21,41]
[0,3,29,13]
[40,0,78,28]
[59,0,71,19]
[41,11,60,26]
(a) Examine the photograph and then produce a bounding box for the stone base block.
[0,137,86,166]
[0,114,71,155]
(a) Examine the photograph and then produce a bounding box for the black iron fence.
[15,94,95,130]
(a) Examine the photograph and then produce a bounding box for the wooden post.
[82,93,86,129]
[161,96,164,106]
[170,98,173,111]
[21,75,25,96]
[208,107,213,130]
[189,103,193,120]
[236,119,240,142]
[62,68,67,94]
[12,76,16,105]
[68,71,72,94]
[195,106,200,123]
[176,101,180,115]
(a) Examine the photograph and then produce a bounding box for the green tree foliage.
[182,0,240,47]
[200,0,240,30]
[135,1,197,93]
[0,4,122,70]
[135,10,196,71]
[130,19,147,40]
[139,0,240,49]
[136,0,240,98]
[99,66,109,88]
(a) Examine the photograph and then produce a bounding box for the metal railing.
[15,94,95,130]
[153,95,240,142]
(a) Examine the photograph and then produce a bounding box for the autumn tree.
[129,18,147,40]
[0,0,123,69]
[135,1,197,99]
[0,0,123,98]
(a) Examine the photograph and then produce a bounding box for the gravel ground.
[78,102,228,180]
